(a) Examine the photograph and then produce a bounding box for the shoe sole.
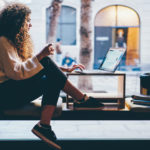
[32,129,61,150]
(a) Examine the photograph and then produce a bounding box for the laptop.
[76,47,126,74]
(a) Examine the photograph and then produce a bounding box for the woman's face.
[25,15,32,31]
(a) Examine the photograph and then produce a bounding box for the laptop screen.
[99,48,126,72]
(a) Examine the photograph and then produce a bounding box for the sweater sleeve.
[0,37,43,80]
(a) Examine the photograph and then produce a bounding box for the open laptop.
[76,47,126,74]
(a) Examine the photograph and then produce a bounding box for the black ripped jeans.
[0,57,67,109]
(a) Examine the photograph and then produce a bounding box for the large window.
[0,0,5,9]
[94,5,140,69]
[46,5,76,45]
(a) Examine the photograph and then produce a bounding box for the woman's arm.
[0,37,43,80]
[36,44,54,61]
[60,64,85,73]
[59,66,70,72]
[0,37,55,80]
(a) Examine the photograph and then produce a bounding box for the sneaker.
[74,97,104,110]
[32,123,61,150]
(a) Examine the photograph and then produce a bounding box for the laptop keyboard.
[75,70,112,74]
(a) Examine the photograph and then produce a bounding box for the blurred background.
[1,0,150,95]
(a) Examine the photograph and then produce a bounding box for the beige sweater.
[0,36,43,83]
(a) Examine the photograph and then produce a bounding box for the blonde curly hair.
[0,2,33,61]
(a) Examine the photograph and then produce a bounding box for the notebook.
[76,47,126,74]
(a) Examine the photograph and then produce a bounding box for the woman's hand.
[67,64,85,72]
[36,44,54,61]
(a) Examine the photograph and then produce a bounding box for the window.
[4,0,31,4]
[94,5,140,69]
[0,0,5,9]
[46,5,76,45]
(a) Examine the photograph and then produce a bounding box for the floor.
[0,120,150,140]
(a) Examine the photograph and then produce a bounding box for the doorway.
[94,5,140,70]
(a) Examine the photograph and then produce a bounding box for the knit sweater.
[0,36,43,83]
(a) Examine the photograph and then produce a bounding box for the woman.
[55,38,62,66]
[0,3,104,150]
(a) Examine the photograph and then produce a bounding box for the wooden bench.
[0,97,63,120]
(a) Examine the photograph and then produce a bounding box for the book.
[126,98,150,112]
[131,99,150,106]
[132,94,150,101]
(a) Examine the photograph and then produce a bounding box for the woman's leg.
[39,57,66,125]
[62,80,85,101]
[40,57,85,101]
[40,105,56,125]
[0,71,46,109]
[39,80,86,125]
[38,57,87,125]
[32,57,103,150]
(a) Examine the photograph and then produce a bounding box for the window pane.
[46,5,76,45]
[59,6,76,23]
[46,8,50,41]
[95,5,139,27]
[57,24,76,45]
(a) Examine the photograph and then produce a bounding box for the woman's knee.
[40,56,51,67]
[40,56,67,90]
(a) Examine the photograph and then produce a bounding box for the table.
[55,102,150,120]
[66,72,126,108]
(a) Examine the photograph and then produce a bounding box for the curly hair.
[0,2,33,61]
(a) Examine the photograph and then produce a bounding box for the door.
[94,27,112,69]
